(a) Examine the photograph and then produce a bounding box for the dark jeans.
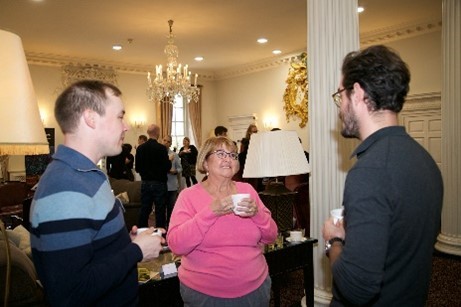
[139,181,167,228]
[185,176,198,187]
[166,190,178,229]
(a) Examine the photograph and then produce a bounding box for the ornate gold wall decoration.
[61,64,118,88]
[283,52,308,128]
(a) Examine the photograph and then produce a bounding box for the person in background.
[244,123,258,140]
[137,134,148,147]
[298,137,309,163]
[322,45,443,306]
[178,136,198,187]
[162,135,182,229]
[168,136,277,307]
[214,125,228,137]
[235,124,262,190]
[135,124,172,228]
[106,148,125,179]
[122,143,135,181]
[30,80,165,306]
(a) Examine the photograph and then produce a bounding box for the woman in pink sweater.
[167,136,277,306]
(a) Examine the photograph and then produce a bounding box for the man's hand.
[131,226,166,261]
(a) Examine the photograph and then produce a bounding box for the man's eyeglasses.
[209,150,238,160]
[331,88,348,107]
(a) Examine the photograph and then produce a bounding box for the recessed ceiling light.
[194,56,204,61]
[257,38,268,44]
[272,50,282,55]
[112,45,122,51]
[357,6,364,13]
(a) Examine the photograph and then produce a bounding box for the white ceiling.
[0,0,442,74]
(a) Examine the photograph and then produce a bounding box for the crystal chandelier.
[146,20,200,104]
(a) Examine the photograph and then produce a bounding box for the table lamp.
[0,29,49,182]
[242,130,310,231]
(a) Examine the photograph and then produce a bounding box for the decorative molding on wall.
[227,114,257,123]
[214,51,303,80]
[61,64,119,88]
[360,19,442,47]
[402,92,441,111]
[25,19,442,80]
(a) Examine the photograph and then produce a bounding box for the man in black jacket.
[135,124,172,228]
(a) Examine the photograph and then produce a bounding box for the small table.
[138,238,318,307]
[265,238,318,307]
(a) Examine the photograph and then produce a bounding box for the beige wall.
[387,31,441,94]
[215,63,310,148]
[7,30,441,173]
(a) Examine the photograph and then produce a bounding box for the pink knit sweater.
[167,182,278,298]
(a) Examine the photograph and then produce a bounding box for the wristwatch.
[325,237,345,257]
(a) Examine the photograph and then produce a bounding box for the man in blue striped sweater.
[30,80,165,306]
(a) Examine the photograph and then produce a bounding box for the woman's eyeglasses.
[209,150,238,160]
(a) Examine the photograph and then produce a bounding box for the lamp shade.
[242,130,310,178]
[0,29,49,155]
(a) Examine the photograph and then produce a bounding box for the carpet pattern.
[271,251,461,307]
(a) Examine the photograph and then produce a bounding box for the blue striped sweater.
[30,145,143,306]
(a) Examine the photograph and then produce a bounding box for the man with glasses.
[322,45,443,306]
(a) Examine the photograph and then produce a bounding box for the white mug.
[330,207,344,224]
[289,230,303,242]
[231,193,250,215]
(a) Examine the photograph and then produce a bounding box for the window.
[171,95,196,152]
[171,96,185,152]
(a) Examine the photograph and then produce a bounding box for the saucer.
[286,237,307,243]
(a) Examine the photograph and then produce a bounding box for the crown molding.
[214,51,305,81]
[26,18,442,80]
[360,19,442,47]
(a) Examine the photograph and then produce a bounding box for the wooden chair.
[0,181,29,228]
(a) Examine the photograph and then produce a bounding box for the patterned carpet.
[271,251,461,307]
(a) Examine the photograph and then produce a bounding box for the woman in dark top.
[179,137,198,187]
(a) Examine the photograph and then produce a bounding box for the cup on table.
[137,228,162,236]
[231,193,250,215]
[289,230,303,242]
[330,207,344,225]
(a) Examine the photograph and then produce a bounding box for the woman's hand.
[210,197,234,216]
[233,196,258,217]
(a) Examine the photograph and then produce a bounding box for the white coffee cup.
[289,230,303,242]
[137,228,162,236]
[231,193,250,215]
[331,207,344,224]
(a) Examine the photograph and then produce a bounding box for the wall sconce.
[263,117,276,131]
[132,120,146,130]
[39,109,47,126]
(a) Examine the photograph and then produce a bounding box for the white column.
[307,0,359,304]
[435,0,461,256]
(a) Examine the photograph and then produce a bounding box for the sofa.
[108,177,141,230]
[0,224,47,306]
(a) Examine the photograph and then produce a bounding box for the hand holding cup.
[330,207,344,225]
[231,193,257,217]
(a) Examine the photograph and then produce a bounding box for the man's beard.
[340,101,360,139]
